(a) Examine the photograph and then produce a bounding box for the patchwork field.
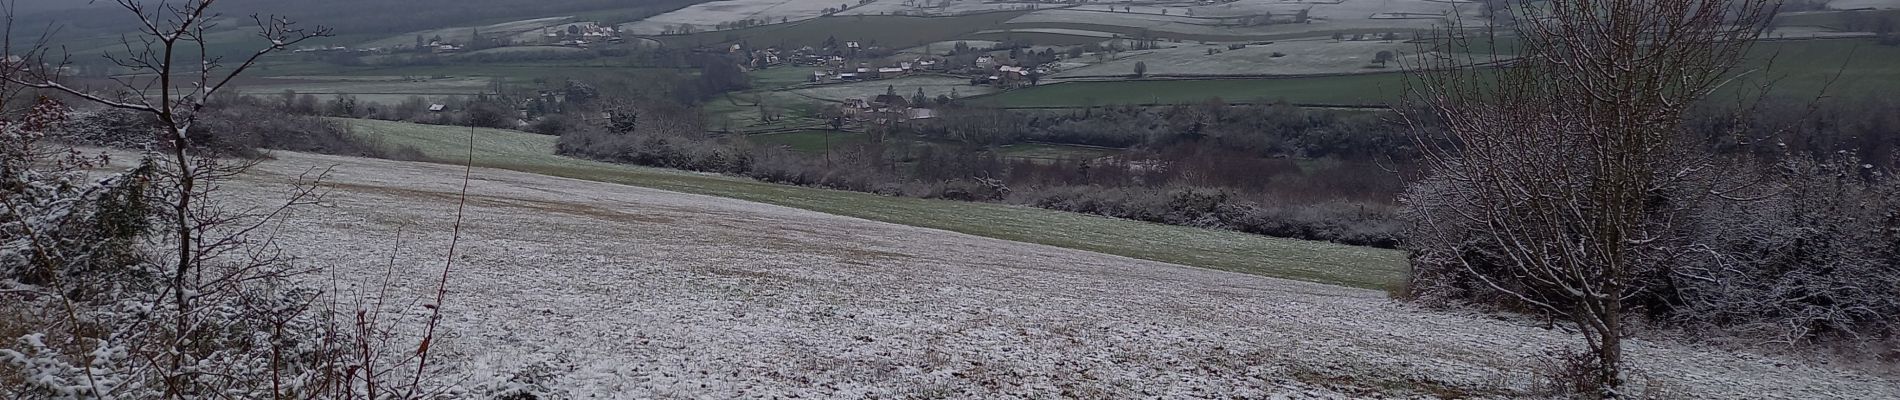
[211,147,1900,398]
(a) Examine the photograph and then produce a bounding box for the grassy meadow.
[744,130,867,153]
[972,73,1407,108]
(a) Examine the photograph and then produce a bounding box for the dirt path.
[227,152,1897,398]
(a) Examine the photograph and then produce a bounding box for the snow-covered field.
[225,152,1900,398]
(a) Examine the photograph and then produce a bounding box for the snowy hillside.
[221,152,1899,398]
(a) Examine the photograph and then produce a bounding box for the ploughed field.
[217,151,1899,398]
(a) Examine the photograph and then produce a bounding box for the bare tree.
[1400,0,1777,395]
[3,0,342,396]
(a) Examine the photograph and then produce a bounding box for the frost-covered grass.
[216,150,1900,398]
[344,118,1410,289]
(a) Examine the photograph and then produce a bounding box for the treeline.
[54,93,422,160]
[257,52,748,131]
[552,93,1412,247]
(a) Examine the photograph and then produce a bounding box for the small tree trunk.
[1599,331,1623,398]
[1597,303,1624,398]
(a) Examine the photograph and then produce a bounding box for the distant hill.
[15,0,702,39]
[11,0,108,13]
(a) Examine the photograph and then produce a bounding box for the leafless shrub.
[2,1,460,398]
[1528,347,1607,399]
[1400,0,1779,394]
[1668,159,1900,348]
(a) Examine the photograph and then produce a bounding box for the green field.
[1773,9,1900,31]
[705,91,830,134]
[255,62,690,81]
[976,37,1900,108]
[750,67,820,90]
[962,31,1110,46]
[345,118,1410,290]
[974,74,1407,107]
[654,11,1031,50]
[1735,38,1900,101]
[744,130,867,153]
[998,143,1121,161]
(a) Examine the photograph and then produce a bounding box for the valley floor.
[226,152,1896,398]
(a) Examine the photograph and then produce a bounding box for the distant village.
[711,36,1070,122]
[287,19,1078,125]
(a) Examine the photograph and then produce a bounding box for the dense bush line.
[1016,185,1401,247]
[554,118,1406,247]
[1404,98,1900,352]
[57,97,421,160]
